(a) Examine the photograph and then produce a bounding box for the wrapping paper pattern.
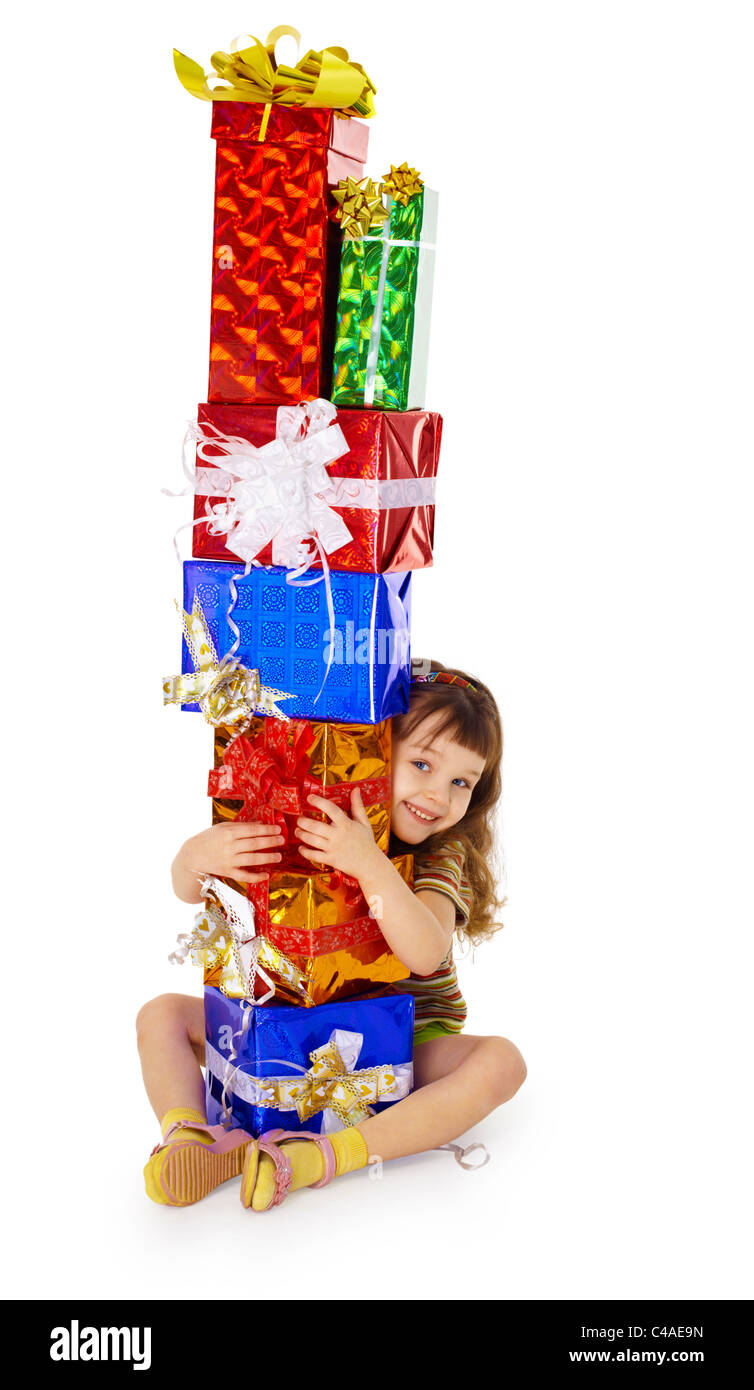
[204,854,413,1006]
[209,103,368,404]
[182,560,412,723]
[193,403,441,572]
[204,988,415,1136]
[210,717,392,873]
[332,188,435,411]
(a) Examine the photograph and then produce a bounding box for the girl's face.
[391,713,486,845]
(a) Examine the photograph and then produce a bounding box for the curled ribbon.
[163,596,294,725]
[206,1027,412,1132]
[173,26,376,117]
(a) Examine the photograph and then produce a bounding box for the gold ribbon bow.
[174,898,310,1004]
[162,597,294,725]
[173,25,376,117]
[170,876,310,1003]
[332,176,389,238]
[381,162,424,205]
[263,1031,401,1125]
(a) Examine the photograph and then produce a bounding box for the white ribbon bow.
[188,398,353,568]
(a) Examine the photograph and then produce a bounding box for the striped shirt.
[394,839,470,1037]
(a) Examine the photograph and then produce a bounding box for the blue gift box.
[204,988,415,1137]
[182,560,411,723]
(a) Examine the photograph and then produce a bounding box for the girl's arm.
[171,822,285,904]
[295,792,455,975]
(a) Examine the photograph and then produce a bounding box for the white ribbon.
[206,1028,413,1134]
[358,193,437,409]
[195,468,437,512]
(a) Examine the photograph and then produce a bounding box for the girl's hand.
[294,789,381,879]
[175,821,285,889]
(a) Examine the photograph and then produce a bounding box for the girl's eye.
[412,760,430,772]
[452,778,468,789]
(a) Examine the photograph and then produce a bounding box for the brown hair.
[389,659,505,945]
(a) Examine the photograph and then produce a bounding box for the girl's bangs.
[396,691,500,764]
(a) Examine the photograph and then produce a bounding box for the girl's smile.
[402,800,442,825]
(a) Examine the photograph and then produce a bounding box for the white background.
[2,0,752,1301]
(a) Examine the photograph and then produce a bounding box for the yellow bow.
[381,162,424,205]
[332,176,389,238]
[265,1035,399,1125]
[162,597,294,725]
[173,25,376,117]
[176,900,311,1004]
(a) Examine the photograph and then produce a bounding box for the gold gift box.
[204,854,413,1007]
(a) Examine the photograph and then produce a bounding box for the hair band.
[411,671,478,694]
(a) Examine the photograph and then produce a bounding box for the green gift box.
[331,185,437,412]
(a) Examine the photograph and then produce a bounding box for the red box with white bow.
[191,400,441,573]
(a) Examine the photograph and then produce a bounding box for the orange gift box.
[205,854,413,1007]
[210,717,391,874]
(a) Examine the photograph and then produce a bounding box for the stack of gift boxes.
[165,32,441,1140]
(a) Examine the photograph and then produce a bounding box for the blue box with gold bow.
[204,987,415,1137]
[181,560,411,724]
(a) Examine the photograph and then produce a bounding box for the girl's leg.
[245,1033,526,1210]
[137,993,254,1207]
[357,1033,527,1161]
[136,993,207,1121]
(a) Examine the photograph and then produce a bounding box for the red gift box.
[209,103,368,405]
[192,402,441,572]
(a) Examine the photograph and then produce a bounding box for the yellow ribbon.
[173,26,376,117]
[262,1036,399,1125]
[332,176,389,238]
[162,597,294,725]
[180,902,311,1004]
[381,162,424,206]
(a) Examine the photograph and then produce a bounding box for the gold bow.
[178,901,310,1003]
[261,1034,399,1125]
[173,25,376,117]
[381,162,424,205]
[332,176,389,238]
[162,597,294,725]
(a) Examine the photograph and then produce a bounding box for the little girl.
[137,662,527,1210]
